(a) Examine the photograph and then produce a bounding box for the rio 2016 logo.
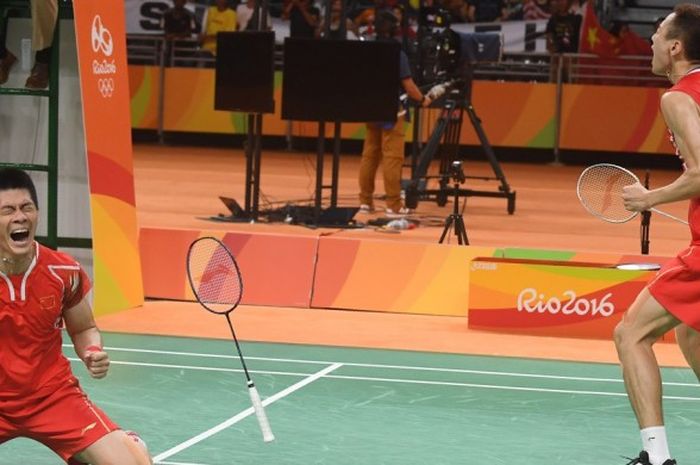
[90,15,116,99]
[516,288,615,317]
[91,15,113,56]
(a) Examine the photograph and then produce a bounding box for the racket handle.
[248,383,275,442]
[651,208,689,225]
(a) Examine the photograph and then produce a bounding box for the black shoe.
[624,451,651,465]
[623,451,676,465]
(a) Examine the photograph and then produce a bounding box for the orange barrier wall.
[128,65,673,154]
[140,227,673,328]
[560,85,673,154]
[140,228,318,307]
[311,236,500,316]
[468,257,656,339]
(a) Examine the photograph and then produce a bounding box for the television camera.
[404,9,516,216]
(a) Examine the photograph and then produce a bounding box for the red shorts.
[648,245,700,330]
[0,377,119,463]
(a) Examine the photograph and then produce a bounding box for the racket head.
[576,163,640,223]
[186,237,243,314]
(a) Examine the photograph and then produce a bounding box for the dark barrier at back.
[281,38,400,122]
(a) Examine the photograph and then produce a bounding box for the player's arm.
[64,296,110,379]
[623,92,700,211]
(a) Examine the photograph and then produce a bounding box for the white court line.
[66,358,700,401]
[67,358,311,377]
[63,344,700,388]
[327,374,700,401]
[158,461,210,465]
[152,362,343,463]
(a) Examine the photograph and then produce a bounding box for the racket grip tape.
[248,384,275,442]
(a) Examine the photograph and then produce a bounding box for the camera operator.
[358,9,432,218]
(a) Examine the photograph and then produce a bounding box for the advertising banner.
[73,0,144,314]
[468,258,654,339]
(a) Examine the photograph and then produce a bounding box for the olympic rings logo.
[91,15,113,57]
[98,78,115,98]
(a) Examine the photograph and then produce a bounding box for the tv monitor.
[215,31,275,114]
[281,38,400,122]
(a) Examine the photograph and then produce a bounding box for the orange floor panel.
[96,300,689,368]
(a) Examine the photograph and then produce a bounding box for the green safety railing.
[0,0,90,250]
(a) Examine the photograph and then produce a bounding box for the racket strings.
[577,165,638,222]
[188,240,242,313]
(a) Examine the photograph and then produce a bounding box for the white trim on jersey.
[19,243,39,301]
[47,264,82,303]
[0,272,15,301]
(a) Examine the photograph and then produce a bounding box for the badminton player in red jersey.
[616,4,700,465]
[0,168,152,465]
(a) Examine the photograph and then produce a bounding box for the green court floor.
[2,332,700,464]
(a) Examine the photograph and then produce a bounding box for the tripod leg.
[439,215,454,244]
[455,215,469,245]
[466,104,512,195]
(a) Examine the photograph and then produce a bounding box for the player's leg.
[675,323,700,380]
[359,123,382,209]
[72,430,152,465]
[21,380,151,465]
[613,287,679,465]
[0,413,18,449]
[380,121,405,213]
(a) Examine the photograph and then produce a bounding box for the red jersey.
[0,242,91,401]
[649,69,700,330]
[667,68,700,244]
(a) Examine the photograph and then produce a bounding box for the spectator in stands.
[523,0,551,20]
[317,0,356,39]
[161,0,200,40]
[504,0,525,20]
[237,0,273,31]
[392,5,417,39]
[545,0,581,82]
[353,0,387,39]
[0,0,58,89]
[358,9,432,217]
[284,0,320,38]
[200,0,237,56]
[568,0,584,15]
[439,0,469,23]
[466,0,507,23]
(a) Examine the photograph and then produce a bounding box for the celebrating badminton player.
[614,5,700,465]
[0,168,152,465]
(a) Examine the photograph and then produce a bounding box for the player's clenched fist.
[83,345,110,379]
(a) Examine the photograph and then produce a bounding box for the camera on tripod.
[403,9,516,217]
[414,7,503,85]
[449,160,466,184]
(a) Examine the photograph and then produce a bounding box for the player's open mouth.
[10,229,30,244]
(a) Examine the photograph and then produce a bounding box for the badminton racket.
[186,236,275,442]
[576,163,688,225]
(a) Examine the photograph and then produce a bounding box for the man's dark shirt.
[546,13,582,53]
[162,8,201,36]
[468,0,505,22]
[289,5,320,38]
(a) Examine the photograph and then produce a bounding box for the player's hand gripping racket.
[186,237,275,443]
[576,163,688,225]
